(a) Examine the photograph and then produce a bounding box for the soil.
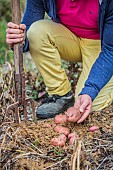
[0,103,113,170]
[0,62,113,170]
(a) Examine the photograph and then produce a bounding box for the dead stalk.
[71,140,82,170]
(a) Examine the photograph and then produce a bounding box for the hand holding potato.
[66,94,92,123]
[66,104,82,122]
[6,22,26,48]
[75,94,92,123]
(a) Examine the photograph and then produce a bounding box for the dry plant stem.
[14,152,61,161]
[16,140,37,153]
[0,92,4,101]
[1,148,53,161]
[7,70,13,93]
[1,126,13,147]
[43,157,70,170]
[71,140,82,170]
[9,94,15,102]
[0,121,14,128]
[1,147,25,153]
[6,102,20,123]
[24,139,43,154]
[71,140,78,170]
[77,140,82,170]
[18,139,43,155]
[94,157,108,170]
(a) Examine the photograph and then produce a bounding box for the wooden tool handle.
[11,0,21,24]
[11,0,23,103]
[11,0,22,74]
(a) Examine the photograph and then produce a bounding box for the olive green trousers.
[27,20,113,111]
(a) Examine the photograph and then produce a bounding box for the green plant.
[0,20,12,65]
[0,0,12,22]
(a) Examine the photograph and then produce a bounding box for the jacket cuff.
[23,36,29,52]
[79,87,99,101]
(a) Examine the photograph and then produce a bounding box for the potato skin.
[50,138,65,146]
[69,136,76,145]
[58,134,67,142]
[44,123,52,128]
[54,125,70,136]
[68,132,79,145]
[68,132,78,139]
[50,134,66,146]
[54,114,67,124]
[66,106,82,122]
[89,126,99,132]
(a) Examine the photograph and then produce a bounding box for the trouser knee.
[27,20,54,52]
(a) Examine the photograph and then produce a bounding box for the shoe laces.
[42,95,61,104]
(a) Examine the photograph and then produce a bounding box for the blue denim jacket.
[22,0,113,100]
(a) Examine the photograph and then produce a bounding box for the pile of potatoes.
[50,106,80,147]
[50,106,99,147]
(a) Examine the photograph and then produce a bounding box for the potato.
[69,136,76,145]
[89,126,99,132]
[68,132,78,139]
[50,134,66,146]
[51,123,57,129]
[50,138,65,146]
[68,132,79,145]
[66,105,82,122]
[44,123,52,128]
[54,114,67,124]
[54,125,70,136]
[58,134,67,142]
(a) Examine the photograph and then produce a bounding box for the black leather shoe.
[36,91,75,119]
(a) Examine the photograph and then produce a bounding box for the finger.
[74,97,81,108]
[7,22,19,29]
[6,38,24,44]
[77,106,92,123]
[75,99,81,106]
[6,33,25,39]
[19,24,26,30]
[79,100,90,113]
[6,28,23,34]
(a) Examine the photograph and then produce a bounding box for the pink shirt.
[56,0,100,39]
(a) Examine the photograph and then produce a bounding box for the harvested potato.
[51,123,57,129]
[58,134,67,142]
[89,126,99,132]
[69,136,76,145]
[54,114,67,124]
[66,105,82,122]
[50,138,65,146]
[68,132,79,145]
[68,132,78,139]
[44,123,52,128]
[50,134,66,146]
[54,125,70,136]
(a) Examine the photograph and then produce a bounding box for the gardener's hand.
[74,94,92,123]
[6,22,26,48]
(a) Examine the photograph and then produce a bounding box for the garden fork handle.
[11,0,23,104]
[11,0,21,75]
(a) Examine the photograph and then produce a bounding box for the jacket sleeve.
[79,1,113,101]
[21,0,45,52]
